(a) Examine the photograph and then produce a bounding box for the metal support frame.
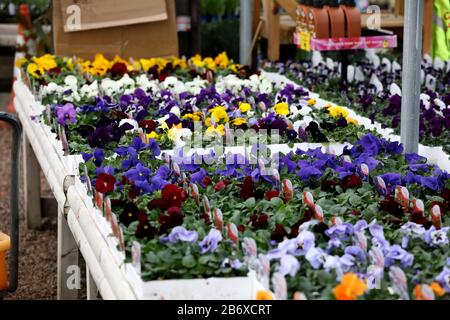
[240,0,253,65]
[400,0,423,154]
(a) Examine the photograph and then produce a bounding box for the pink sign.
[294,32,397,52]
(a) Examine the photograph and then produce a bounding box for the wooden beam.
[423,0,433,55]
[23,135,42,230]
[263,0,281,61]
[394,0,404,16]
[57,207,79,300]
[275,0,298,21]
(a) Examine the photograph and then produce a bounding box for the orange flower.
[413,284,435,300]
[333,273,368,300]
[256,290,274,300]
[430,282,445,297]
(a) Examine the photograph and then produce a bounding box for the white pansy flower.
[119,119,139,132]
[64,75,78,88]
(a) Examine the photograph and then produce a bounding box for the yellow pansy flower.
[65,57,74,71]
[273,102,289,116]
[307,98,316,106]
[239,102,251,113]
[214,52,229,68]
[15,57,28,68]
[205,125,225,137]
[27,63,44,78]
[327,105,349,118]
[346,117,358,125]
[182,112,203,122]
[158,121,169,131]
[203,57,216,70]
[167,123,183,141]
[172,56,187,70]
[230,63,241,73]
[232,118,247,126]
[146,131,159,140]
[208,106,229,123]
[32,54,57,71]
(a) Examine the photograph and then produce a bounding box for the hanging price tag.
[299,31,311,52]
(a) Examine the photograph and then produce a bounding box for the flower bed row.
[262,52,450,154]
[16,53,450,300]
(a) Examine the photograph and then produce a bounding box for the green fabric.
[431,0,450,60]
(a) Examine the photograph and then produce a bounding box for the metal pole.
[400,0,423,154]
[240,0,253,65]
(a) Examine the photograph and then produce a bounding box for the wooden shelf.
[0,24,18,47]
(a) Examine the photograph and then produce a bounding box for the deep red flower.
[214,180,228,192]
[135,212,157,239]
[95,173,116,194]
[48,67,61,74]
[148,198,171,211]
[119,202,139,226]
[271,223,288,242]
[202,176,213,187]
[161,184,187,207]
[138,120,157,133]
[158,206,184,234]
[239,176,254,199]
[238,224,246,232]
[410,211,428,225]
[110,62,128,77]
[265,190,280,200]
[379,195,404,218]
[250,213,269,230]
[321,179,339,192]
[128,184,139,199]
[341,174,362,190]
[441,188,450,203]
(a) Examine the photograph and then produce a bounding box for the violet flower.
[436,267,450,293]
[277,254,300,277]
[385,245,414,268]
[424,226,449,247]
[55,103,76,126]
[399,222,426,248]
[305,247,327,269]
[161,226,198,244]
[199,228,222,254]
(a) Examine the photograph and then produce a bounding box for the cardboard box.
[53,0,178,59]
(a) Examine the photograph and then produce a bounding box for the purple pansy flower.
[55,103,76,126]
[161,226,198,244]
[277,254,300,277]
[424,226,449,247]
[436,267,450,293]
[199,229,223,254]
[385,245,414,268]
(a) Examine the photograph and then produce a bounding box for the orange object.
[340,0,361,37]
[0,232,11,291]
[307,0,330,39]
[324,0,345,38]
[333,273,367,300]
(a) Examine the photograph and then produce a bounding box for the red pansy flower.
[138,120,157,133]
[161,184,187,207]
[95,173,116,194]
[110,62,128,77]
[341,174,362,190]
[265,190,280,200]
[239,176,254,199]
